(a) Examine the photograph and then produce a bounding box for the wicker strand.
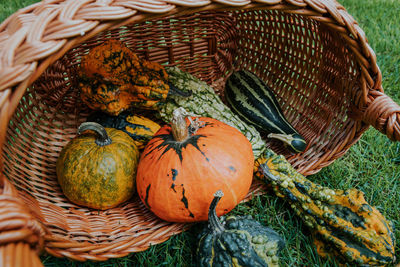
[362,91,400,141]
[0,176,46,266]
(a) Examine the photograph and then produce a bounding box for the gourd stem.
[78,122,112,146]
[171,108,189,142]
[267,133,293,146]
[259,163,281,184]
[208,190,225,234]
[168,82,192,97]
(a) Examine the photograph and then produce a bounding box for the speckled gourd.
[56,122,139,210]
[254,150,396,266]
[197,190,285,267]
[78,40,190,115]
[87,111,161,149]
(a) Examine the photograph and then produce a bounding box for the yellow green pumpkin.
[56,122,139,210]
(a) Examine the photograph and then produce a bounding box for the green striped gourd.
[225,70,307,153]
[157,67,267,159]
[254,150,396,266]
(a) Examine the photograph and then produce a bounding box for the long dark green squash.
[225,70,307,153]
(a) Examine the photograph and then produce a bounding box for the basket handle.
[0,175,45,267]
[361,91,400,141]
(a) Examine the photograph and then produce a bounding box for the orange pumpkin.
[136,109,254,222]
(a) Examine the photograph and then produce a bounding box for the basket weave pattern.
[1,0,400,265]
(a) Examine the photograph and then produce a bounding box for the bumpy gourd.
[56,122,139,210]
[254,150,396,266]
[87,111,161,149]
[197,190,285,267]
[78,40,189,115]
[136,109,254,222]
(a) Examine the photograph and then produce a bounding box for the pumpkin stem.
[78,122,112,146]
[208,190,225,233]
[171,108,189,142]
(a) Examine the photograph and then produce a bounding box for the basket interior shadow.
[2,9,364,259]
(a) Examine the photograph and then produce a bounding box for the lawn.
[1,0,399,266]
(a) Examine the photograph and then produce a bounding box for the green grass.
[1,0,400,266]
[0,0,40,22]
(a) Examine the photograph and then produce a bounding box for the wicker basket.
[1,0,400,265]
